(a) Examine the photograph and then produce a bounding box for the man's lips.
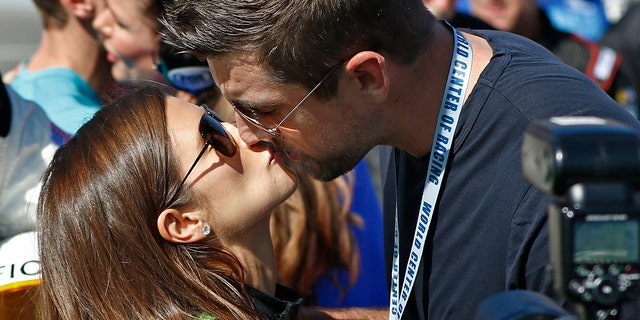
[258,141,283,164]
[270,143,301,162]
[272,149,283,163]
[283,148,301,161]
[268,144,282,163]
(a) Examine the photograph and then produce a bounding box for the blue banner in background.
[543,0,609,40]
[456,0,609,41]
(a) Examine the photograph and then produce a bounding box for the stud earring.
[202,224,211,236]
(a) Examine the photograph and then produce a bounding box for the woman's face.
[92,0,162,82]
[165,97,298,237]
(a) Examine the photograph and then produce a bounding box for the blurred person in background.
[469,0,639,117]
[3,0,119,137]
[422,0,494,28]
[0,72,59,241]
[0,71,59,319]
[599,2,640,115]
[92,0,165,83]
[1,2,118,316]
[92,0,226,112]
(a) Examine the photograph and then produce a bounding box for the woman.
[36,85,302,319]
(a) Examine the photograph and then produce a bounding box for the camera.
[522,117,640,320]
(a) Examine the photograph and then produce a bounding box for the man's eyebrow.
[229,98,281,110]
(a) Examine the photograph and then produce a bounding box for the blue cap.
[157,42,216,95]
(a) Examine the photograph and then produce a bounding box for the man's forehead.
[206,53,265,85]
[206,53,290,105]
[207,53,261,83]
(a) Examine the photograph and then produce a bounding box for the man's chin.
[283,147,361,182]
[302,159,354,182]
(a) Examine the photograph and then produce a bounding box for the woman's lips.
[260,142,281,164]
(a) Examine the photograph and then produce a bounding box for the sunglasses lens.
[200,112,237,157]
[233,103,261,121]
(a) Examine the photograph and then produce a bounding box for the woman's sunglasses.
[170,105,237,202]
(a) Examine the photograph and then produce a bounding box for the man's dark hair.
[160,0,436,98]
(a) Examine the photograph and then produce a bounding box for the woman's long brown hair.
[271,164,362,301]
[36,86,262,319]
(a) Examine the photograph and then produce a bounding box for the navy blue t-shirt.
[380,28,640,319]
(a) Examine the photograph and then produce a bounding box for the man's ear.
[344,51,389,102]
[61,0,96,20]
[157,208,207,243]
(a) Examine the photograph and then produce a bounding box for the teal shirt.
[10,64,101,135]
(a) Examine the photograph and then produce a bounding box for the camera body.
[522,116,640,318]
[548,202,640,306]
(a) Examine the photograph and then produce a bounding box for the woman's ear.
[157,208,207,243]
[344,50,389,102]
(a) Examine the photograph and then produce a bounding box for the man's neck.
[384,23,492,158]
[383,22,455,158]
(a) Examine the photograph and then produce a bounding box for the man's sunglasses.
[231,48,377,138]
[170,105,237,202]
[232,61,342,138]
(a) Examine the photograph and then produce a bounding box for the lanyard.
[388,25,473,320]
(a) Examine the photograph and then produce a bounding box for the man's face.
[208,53,377,181]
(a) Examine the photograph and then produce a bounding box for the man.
[469,0,639,118]
[4,0,118,136]
[161,0,640,318]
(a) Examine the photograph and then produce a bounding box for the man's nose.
[235,111,273,146]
